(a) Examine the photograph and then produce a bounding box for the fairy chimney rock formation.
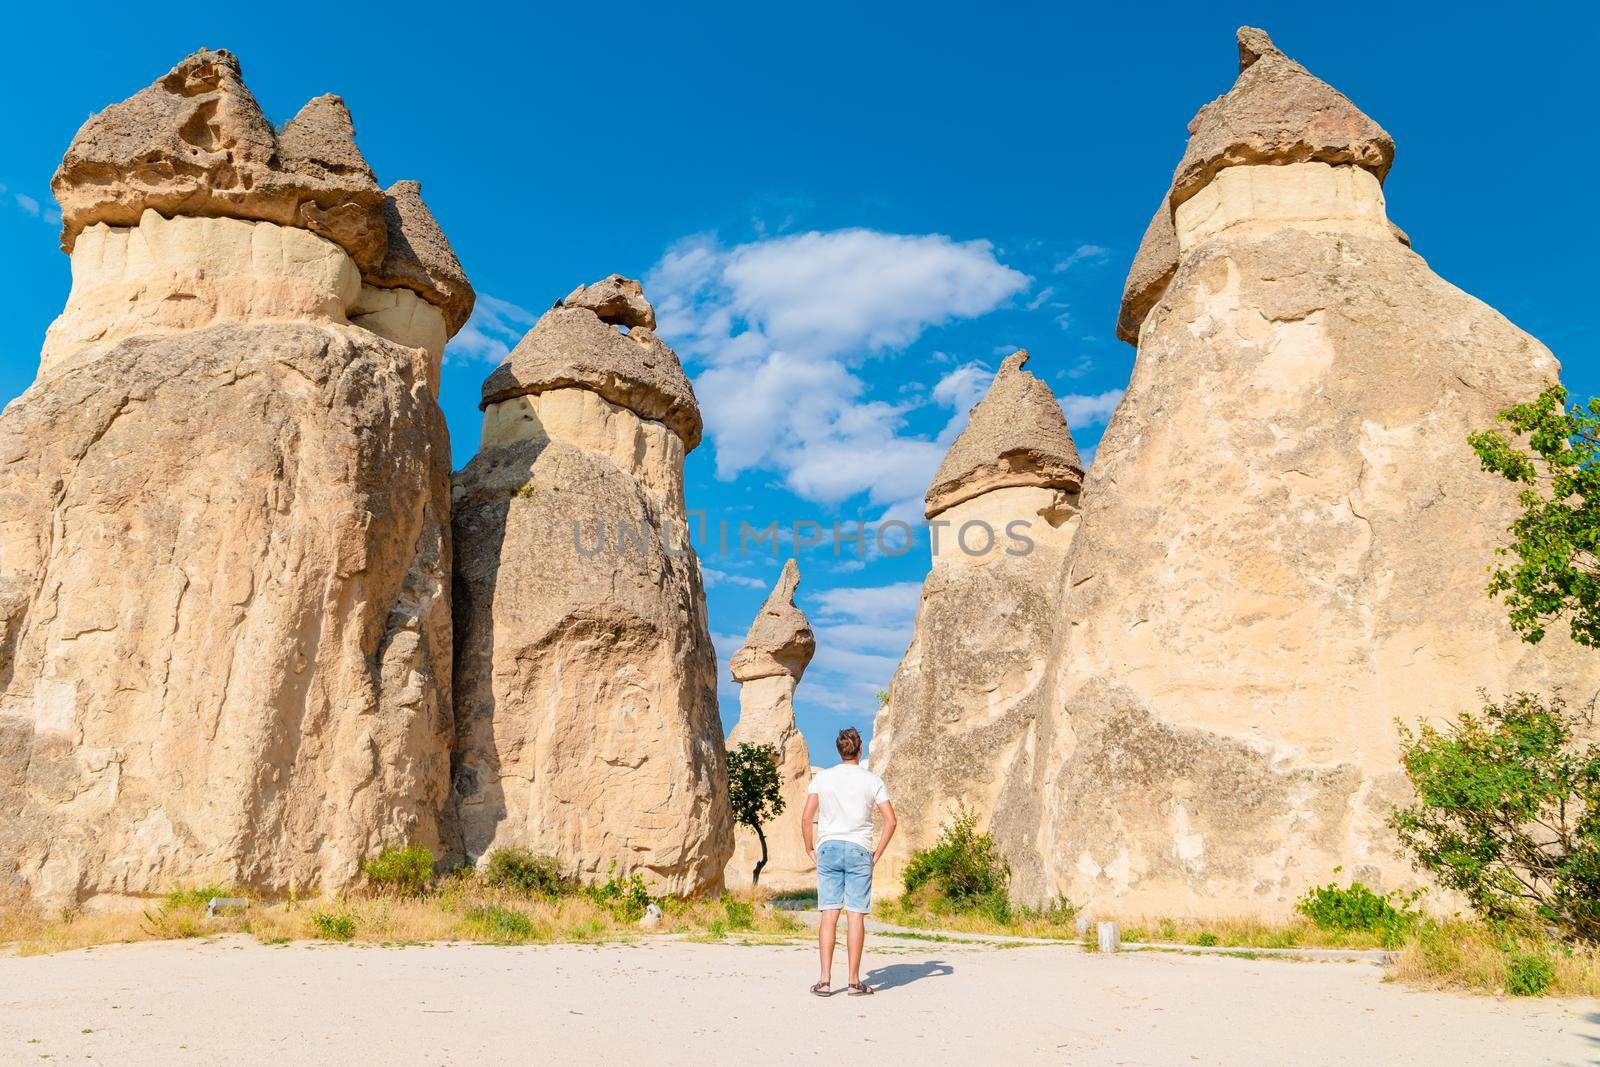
[2,49,471,908]
[724,560,817,890]
[451,276,732,896]
[871,353,1084,891]
[1032,27,1600,915]
[924,350,1084,565]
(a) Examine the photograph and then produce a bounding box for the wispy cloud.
[1057,388,1125,428]
[1,183,62,227]
[649,229,1029,508]
[702,566,768,590]
[800,581,924,717]
[444,293,538,365]
[1053,243,1109,273]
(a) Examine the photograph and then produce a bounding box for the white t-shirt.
[807,763,890,851]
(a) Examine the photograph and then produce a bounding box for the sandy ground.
[0,936,1594,1066]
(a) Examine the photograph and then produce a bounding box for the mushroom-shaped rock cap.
[363,181,476,336]
[480,276,702,449]
[564,274,656,330]
[278,94,377,185]
[729,560,816,682]
[925,350,1083,519]
[51,49,388,270]
[1115,200,1179,345]
[1169,27,1394,210]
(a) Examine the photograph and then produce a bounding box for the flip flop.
[810,981,833,997]
[847,983,874,996]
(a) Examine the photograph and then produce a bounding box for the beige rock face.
[39,212,362,375]
[872,355,1084,894]
[1024,28,1600,915]
[0,315,456,909]
[724,561,816,891]
[449,282,731,896]
[0,56,471,910]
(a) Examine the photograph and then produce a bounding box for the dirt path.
[1,936,1593,1065]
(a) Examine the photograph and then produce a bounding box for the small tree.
[1468,385,1600,645]
[1389,692,1600,942]
[726,743,785,886]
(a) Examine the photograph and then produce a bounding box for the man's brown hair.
[836,727,862,761]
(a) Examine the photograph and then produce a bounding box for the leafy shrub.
[161,885,230,912]
[310,911,355,941]
[484,849,573,898]
[1296,877,1420,947]
[1389,692,1600,942]
[362,846,435,897]
[1504,949,1555,996]
[586,863,655,922]
[466,904,534,942]
[721,894,754,932]
[1196,931,1219,947]
[903,807,1011,913]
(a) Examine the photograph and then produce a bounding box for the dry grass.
[1389,920,1600,998]
[0,880,803,958]
[1119,915,1391,951]
[874,894,1080,940]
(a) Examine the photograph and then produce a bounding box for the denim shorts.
[816,840,874,914]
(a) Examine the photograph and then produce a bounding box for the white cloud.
[789,581,925,717]
[4,184,62,227]
[445,294,538,365]
[648,229,1028,506]
[702,566,767,590]
[1057,388,1125,428]
[1053,243,1110,272]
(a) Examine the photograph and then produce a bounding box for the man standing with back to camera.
[801,727,897,997]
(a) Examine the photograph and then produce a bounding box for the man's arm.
[872,800,897,865]
[801,794,820,862]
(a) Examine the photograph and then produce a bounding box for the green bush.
[1196,931,1219,947]
[362,846,435,897]
[466,904,534,942]
[586,862,655,921]
[310,911,355,941]
[1296,877,1420,947]
[721,894,754,931]
[1390,692,1600,942]
[903,807,1011,915]
[484,849,573,897]
[161,885,230,912]
[1504,949,1555,996]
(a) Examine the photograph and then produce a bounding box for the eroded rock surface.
[724,560,816,891]
[872,353,1083,894]
[450,278,731,896]
[1032,27,1600,914]
[1,52,469,909]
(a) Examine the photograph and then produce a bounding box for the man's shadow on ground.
[864,960,954,992]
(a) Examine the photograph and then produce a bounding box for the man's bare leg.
[818,908,840,986]
[846,912,866,987]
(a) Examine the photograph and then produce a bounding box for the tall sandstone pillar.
[871,351,1083,894]
[1032,28,1600,914]
[724,559,816,891]
[0,51,473,907]
[450,275,733,896]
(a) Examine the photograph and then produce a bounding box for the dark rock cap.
[1169,27,1394,210]
[729,559,816,682]
[480,277,702,450]
[925,350,1083,519]
[363,181,476,337]
[1115,200,1179,345]
[51,49,389,270]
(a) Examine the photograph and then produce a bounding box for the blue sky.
[2,1,1595,764]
